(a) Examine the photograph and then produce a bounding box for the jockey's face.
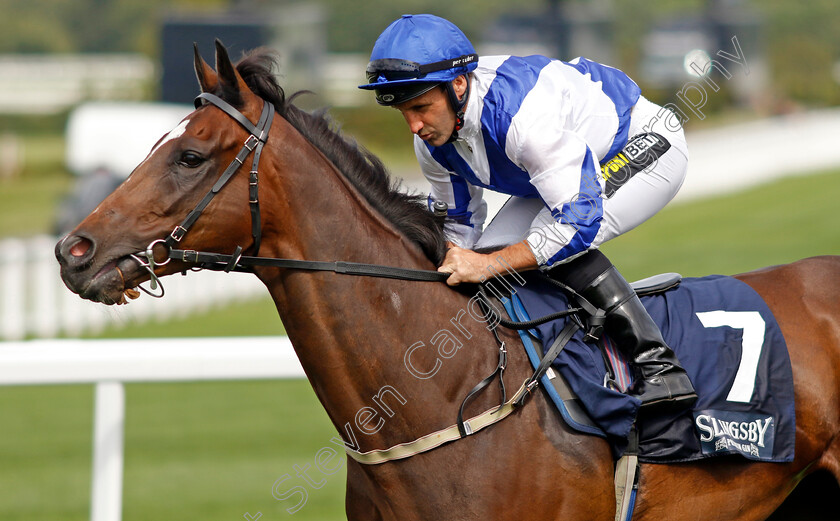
[394,76,467,147]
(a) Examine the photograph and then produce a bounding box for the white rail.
[0,235,267,340]
[0,336,304,521]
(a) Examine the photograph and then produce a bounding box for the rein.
[169,250,451,282]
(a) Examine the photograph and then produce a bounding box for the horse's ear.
[214,39,251,103]
[193,43,218,93]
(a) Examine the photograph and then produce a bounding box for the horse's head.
[56,40,274,304]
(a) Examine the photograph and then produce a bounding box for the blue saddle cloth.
[501,272,795,463]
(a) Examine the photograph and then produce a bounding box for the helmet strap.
[444,75,471,143]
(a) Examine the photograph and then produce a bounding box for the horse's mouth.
[67,254,149,305]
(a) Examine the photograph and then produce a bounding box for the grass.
[0,134,71,238]
[119,380,345,521]
[80,297,286,339]
[600,168,840,280]
[1,165,839,520]
[0,380,345,521]
[0,385,93,521]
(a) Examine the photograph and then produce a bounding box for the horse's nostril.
[69,237,93,258]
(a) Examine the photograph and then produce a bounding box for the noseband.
[131,92,449,297]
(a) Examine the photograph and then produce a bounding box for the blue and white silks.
[417,55,641,266]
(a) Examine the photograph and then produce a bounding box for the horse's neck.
[253,138,500,450]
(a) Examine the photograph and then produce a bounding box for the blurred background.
[1,0,839,520]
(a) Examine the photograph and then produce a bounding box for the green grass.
[81,297,286,339]
[0,380,345,521]
[600,168,840,280]
[0,134,71,238]
[120,380,345,521]
[0,385,93,521]
[0,169,73,238]
[1,168,839,520]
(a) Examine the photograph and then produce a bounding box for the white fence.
[0,336,305,521]
[0,235,268,341]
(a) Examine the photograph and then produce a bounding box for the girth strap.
[515,320,581,407]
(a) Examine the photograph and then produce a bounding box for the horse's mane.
[230,48,446,266]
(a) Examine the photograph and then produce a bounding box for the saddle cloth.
[499,272,795,463]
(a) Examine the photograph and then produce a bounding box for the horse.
[56,41,840,521]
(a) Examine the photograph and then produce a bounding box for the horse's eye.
[178,151,205,168]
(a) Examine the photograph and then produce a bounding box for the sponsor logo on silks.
[694,409,776,460]
[599,132,669,184]
[600,152,629,181]
[621,133,664,161]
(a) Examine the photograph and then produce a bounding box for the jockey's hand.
[437,241,540,286]
[438,246,490,286]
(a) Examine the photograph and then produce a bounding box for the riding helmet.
[358,14,478,107]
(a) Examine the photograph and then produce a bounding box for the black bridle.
[131,92,449,297]
[170,92,275,256]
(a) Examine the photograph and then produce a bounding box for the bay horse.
[56,41,840,520]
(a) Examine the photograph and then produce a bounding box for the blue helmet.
[359,14,478,106]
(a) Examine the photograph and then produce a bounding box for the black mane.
[231,48,446,266]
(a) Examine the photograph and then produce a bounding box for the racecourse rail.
[0,336,304,521]
[0,235,268,341]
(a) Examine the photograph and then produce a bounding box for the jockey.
[359,14,696,413]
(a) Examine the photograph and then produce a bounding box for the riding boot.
[579,266,697,412]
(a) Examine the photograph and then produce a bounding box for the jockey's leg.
[547,249,697,412]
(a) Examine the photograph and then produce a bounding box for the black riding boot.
[580,266,697,412]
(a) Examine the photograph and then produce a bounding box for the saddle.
[509,272,683,438]
[496,270,794,461]
[493,271,795,521]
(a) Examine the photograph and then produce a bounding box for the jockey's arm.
[438,240,538,286]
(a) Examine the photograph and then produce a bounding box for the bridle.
[130,91,449,298]
[129,91,273,296]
